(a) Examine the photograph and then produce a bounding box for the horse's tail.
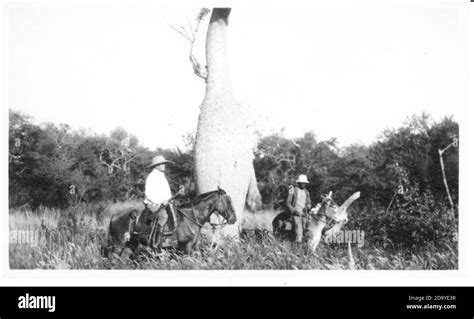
[272,212,288,236]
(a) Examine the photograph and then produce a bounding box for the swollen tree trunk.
[195,8,260,237]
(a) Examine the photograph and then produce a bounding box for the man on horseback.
[143,155,177,248]
[286,174,312,243]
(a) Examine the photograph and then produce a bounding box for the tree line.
[9,109,458,248]
[9,109,458,212]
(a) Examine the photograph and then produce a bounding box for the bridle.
[176,206,206,227]
[176,191,231,229]
[209,193,231,230]
[129,191,232,248]
[308,199,344,231]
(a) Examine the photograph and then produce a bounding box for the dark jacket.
[286,185,312,216]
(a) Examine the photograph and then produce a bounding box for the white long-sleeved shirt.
[144,169,172,206]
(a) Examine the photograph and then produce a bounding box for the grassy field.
[9,202,457,270]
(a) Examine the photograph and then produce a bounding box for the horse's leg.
[185,241,193,255]
[272,212,287,238]
[273,220,283,237]
[192,233,201,252]
[124,210,137,244]
[306,221,326,253]
[177,228,198,255]
[177,240,191,254]
[178,242,188,255]
[177,241,186,254]
[152,210,168,249]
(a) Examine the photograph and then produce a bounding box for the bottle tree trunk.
[195,8,260,238]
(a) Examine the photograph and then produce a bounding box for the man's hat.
[149,155,173,168]
[296,174,309,184]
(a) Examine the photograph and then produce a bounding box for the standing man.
[286,174,312,243]
[144,155,176,248]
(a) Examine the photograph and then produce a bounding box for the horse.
[105,208,139,258]
[172,188,236,254]
[108,188,236,256]
[272,191,360,252]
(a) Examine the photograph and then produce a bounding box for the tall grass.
[9,203,458,270]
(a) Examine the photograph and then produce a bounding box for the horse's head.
[319,191,348,224]
[213,189,237,225]
[193,188,237,225]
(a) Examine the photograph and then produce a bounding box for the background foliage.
[9,109,458,249]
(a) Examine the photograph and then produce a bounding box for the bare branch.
[169,8,210,81]
[303,162,313,174]
[276,154,296,167]
[187,18,195,41]
[439,148,455,212]
[440,141,455,155]
[169,25,192,42]
[438,136,458,212]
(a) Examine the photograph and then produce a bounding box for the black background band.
[0,287,472,318]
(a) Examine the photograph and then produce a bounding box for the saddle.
[127,202,177,250]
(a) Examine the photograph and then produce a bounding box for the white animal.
[306,191,361,252]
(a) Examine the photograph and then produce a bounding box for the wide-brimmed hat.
[296,174,309,184]
[149,155,173,168]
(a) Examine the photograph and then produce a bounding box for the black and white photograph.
[3,0,470,280]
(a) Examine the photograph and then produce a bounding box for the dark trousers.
[148,204,176,247]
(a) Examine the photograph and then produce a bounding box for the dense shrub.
[9,109,458,249]
[348,182,457,249]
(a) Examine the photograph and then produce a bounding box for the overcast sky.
[5,3,468,150]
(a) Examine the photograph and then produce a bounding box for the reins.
[126,189,231,250]
[309,202,338,230]
[176,192,229,229]
[146,192,230,239]
[176,206,206,228]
